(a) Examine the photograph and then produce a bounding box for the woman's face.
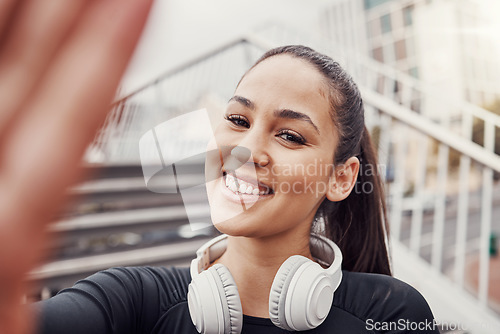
[205,54,338,238]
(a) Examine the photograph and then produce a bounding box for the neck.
[214,230,313,318]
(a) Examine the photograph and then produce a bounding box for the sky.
[120,0,333,95]
[120,0,500,96]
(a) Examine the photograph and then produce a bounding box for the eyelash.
[225,114,249,128]
[224,114,307,145]
[277,129,306,145]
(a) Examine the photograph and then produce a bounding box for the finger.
[0,0,19,38]
[2,0,154,229]
[0,284,31,334]
[0,0,91,139]
[0,2,153,332]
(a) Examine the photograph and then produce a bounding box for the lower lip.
[219,176,273,205]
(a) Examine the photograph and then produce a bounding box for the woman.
[36,46,438,333]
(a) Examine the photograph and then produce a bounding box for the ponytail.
[252,45,391,276]
[318,126,391,275]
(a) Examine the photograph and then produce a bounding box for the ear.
[326,157,360,202]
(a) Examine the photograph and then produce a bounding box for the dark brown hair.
[250,45,391,276]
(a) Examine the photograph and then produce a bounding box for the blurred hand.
[0,0,153,333]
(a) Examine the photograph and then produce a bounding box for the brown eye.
[277,130,306,145]
[225,114,250,128]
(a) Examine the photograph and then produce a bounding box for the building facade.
[321,0,500,118]
[364,0,500,113]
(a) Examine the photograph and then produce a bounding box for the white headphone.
[187,234,343,333]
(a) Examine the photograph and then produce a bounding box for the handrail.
[213,33,500,172]
[252,22,500,131]
[360,87,500,172]
[113,37,254,107]
[50,204,209,232]
[31,238,211,280]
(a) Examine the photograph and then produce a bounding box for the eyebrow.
[274,109,320,134]
[229,95,320,134]
[228,95,255,109]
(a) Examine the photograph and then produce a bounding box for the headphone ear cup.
[188,264,243,334]
[269,256,335,331]
[269,255,309,331]
[212,264,243,334]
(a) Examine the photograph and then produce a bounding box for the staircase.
[30,164,214,300]
[31,25,500,333]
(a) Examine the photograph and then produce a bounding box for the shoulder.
[92,266,191,288]
[80,266,192,305]
[332,271,438,332]
[35,266,193,334]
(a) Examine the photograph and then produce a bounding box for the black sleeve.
[334,271,440,334]
[33,267,191,334]
[373,276,439,333]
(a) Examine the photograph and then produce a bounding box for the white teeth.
[224,173,271,196]
[230,183,238,192]
[246,185,253,195]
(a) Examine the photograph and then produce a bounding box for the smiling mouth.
[222,172,274,196]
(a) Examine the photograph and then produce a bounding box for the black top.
[35,266,439,333]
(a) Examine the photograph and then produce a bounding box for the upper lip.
[222,170,274,193]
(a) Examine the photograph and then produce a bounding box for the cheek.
[214,125,239,144]
[273,155,333,199]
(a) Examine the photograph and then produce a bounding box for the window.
[395,39,407,60]
[364,0,392,10]
[381,13,392,34]
[373,47,384,62]
[403,5,414,26]
[409,67,419,79]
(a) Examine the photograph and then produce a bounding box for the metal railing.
[247,25,500,322]
[89,40,264,163]
[35,25,500,330]
[251,23,500,159]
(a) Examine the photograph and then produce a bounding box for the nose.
[231,131,270,168]
[230,146,251,164]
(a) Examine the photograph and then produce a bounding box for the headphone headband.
[190,234,342,289]
[310,234,343,290]
[190,234,228,278]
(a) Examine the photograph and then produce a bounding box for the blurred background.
[30,0,500,333]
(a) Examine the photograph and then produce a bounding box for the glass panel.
[395,39,407,60]
[403,5,414,26]
[409,67,419,79]
[364,0,392,10]
[373,47,384,62]
[381,13,392,34]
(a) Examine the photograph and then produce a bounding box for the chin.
[209,210,261,237]
[206,173,275,236]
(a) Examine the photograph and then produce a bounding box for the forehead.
[236,55,332,115]
[235,54,335,133]
[238,55,329,101]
